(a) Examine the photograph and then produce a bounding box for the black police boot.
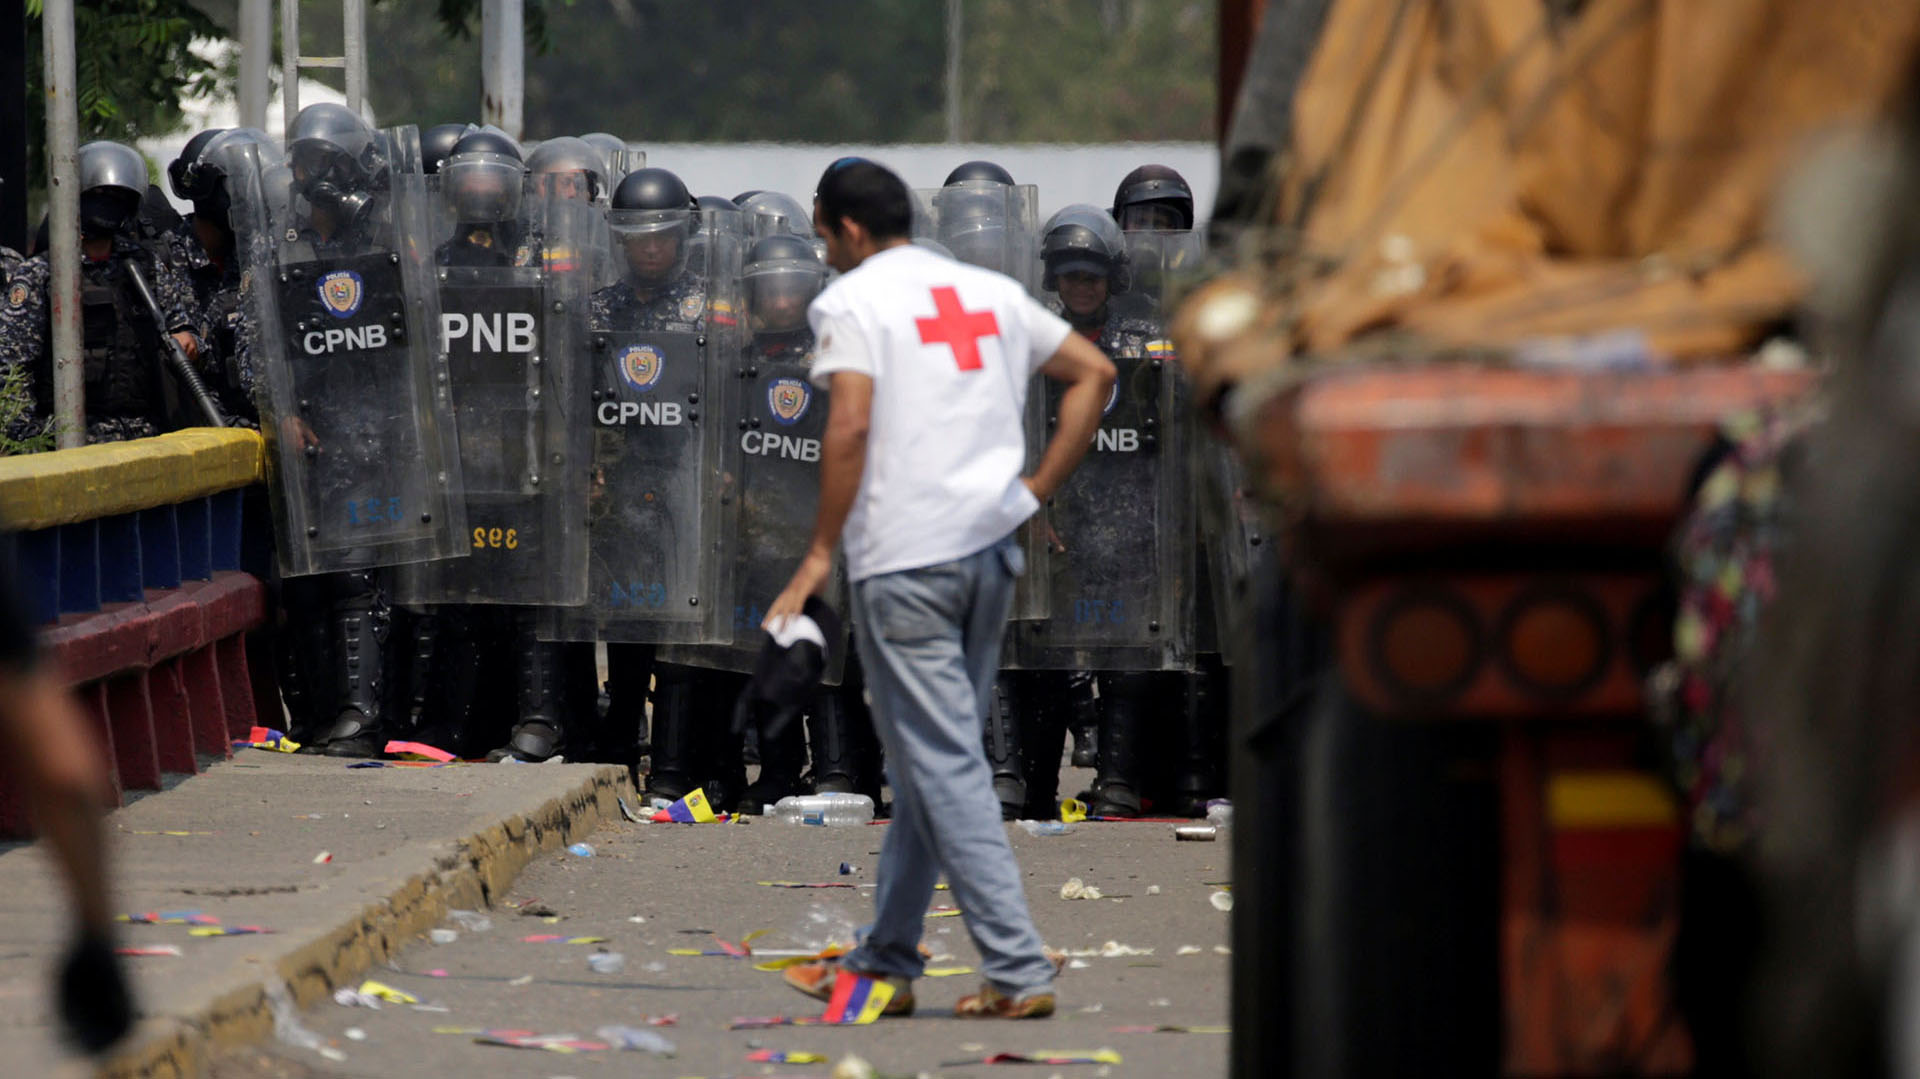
[604,642,654,761]
[309,577,392,758]
[276,578,337,744]
[1167,663,1229,817]
[739,699,810,813]
[984,676,1027,820]
[1014,671,1074,819]
[645,664,700,801]
[697,670,751,811]
[397,609,439,737]
[1089,671,1152,817]
[810,655,886,804]
[1066,670,1099,768]
[489,628,571,763]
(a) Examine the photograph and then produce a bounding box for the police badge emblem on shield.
[617,343,665,392]
[318,270,365,320]
[679,294,705,322]
[768,377,810,425]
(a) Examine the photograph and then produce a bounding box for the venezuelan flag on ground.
[651,787,719,823]
[821,969,895,1024]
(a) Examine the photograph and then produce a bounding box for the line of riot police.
[0,109,1242,819]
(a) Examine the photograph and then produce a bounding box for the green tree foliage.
[296,0,1212,143]
[24,0,226,180]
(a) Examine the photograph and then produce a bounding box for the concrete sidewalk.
[0,753,632,1078]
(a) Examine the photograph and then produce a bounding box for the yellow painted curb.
[0,429,264,531]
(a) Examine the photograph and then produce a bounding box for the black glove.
[59,930,133,1053]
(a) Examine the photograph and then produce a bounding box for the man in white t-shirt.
[765,159,1114,1019]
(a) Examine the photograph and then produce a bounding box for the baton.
[121,260,228,429]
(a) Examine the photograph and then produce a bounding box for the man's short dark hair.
[815,160,912,242]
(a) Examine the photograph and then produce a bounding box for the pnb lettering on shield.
[597,400,685,426]
[441,312,538,353]
[1094,428,1140,452]
[302,324,389,354]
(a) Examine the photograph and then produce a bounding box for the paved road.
[210,767,1233,1078]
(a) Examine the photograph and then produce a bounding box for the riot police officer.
[529,137,610,208]
[275,104,413,756]
[1008,205,1194,819]
[167,127,280,427]
[435,130,529,267]
[584,167,720,788]
[0,140,209,446]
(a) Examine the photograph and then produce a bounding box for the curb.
[98,763,634,1078]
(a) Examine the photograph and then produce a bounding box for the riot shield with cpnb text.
[392,192,597,607]
[542,211,742,644]
[229,124,466,577]
[1006,231,1195,671]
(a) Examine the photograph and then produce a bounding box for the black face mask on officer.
[291,144,374,235]
[79,189,139,241]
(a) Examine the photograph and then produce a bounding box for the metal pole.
[238,0,270,131]
[944,0,962,143]
[280,0,300,132]
[481,0,524,139]
[41,0,82,448]
[0,0,27,253]
[343,0,367,117]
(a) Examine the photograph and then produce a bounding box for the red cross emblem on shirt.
[915,286,999,372]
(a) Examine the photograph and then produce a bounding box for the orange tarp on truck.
[1221,0,1920,365]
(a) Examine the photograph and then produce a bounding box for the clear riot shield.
[1196,440,1266,663]
[226,125,466,578]
[541,211,744,644]
[916,182,1040,292]
[1006,229,1195,671]
[392,188,598,607]
[659,248,849,682]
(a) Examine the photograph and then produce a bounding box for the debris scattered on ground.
[839,861,859,874]
[1146,885,1161,895]
[268,977,344,1062]
[756,880,858,889]
[383,740,455,762]
[1174,824,1218,842]
[617,795,645,823]
[508,974,534,986]
[595,1024,677,1054]
[429,929,457,945]
[586,950,626,974]
[1020,820,1072,836]
[115,945,182,957]
[519,902,559,917]
[1110,1025,1231,1034]
[750,1049,827,1064]
[312,851,332,864]
[343,1027,367,1041]
[448,910,492,932]
[119,909,217,926]
[236,727,301,753]
[1215,945,1231,955]
[1060,878,1103,900]
[566,843,595,857]
[1210,890,1234,912]
[944,1049,1122,1066]
[1176,945,1202,955]
[1060,798,1089,823]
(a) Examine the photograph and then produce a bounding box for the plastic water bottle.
[586,950,626,974]
[1205,800,1233,828]
[770,793,874,826]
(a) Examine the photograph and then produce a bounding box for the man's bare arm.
[1026,332,1116,501]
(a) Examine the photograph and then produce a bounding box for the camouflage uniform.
[0,236,207,446]
[167,216,260,428]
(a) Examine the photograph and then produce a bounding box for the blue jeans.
[839,533,1055,998]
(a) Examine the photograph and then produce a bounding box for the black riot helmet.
[610,167,696,287]
[421,123,472,175]
[1111,164,1194,232]
[443,130,525,223]
[183,128,277,235]
[737,190,813,240]
[168,128,228,201]
[527,136,608,204]
[744,232,826,337]
[1040,204,1129,293]
[935,182,1015,271]
[944,160,1015,186]
[286,103,381,227]
[77,141,148,238]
